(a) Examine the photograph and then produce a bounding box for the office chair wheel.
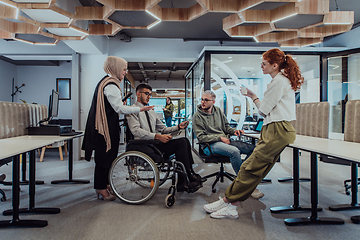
[212,188,217,193]
[165,194,175,208]
[109,151,160,205]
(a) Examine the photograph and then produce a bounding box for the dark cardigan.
[81,76,120,167]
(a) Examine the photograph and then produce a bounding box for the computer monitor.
[48,89,59,120]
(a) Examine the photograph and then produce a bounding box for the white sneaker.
[210,204,239,219]
[204,197,229,213]
[251,188,264,199]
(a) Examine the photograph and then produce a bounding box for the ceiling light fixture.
[147,20,161,29]
[14,38,34,45]
[324,22,352,25]
[272,13,298,23]
[146,10,161,21]
[0,0,17,9]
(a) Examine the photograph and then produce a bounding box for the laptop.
[244,118,263,134]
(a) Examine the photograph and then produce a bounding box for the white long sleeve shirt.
[255,72,296,126]
[103,84,140,115]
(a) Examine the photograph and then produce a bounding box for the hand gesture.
[220,136,230,145]
[178,121,189,129]
[156,134,172,143]
[140,105,154,112]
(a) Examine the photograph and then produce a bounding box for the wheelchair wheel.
[109,151,160,204]
[165,194,175,208]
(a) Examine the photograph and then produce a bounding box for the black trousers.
[94,133,119,190]
[127,137,195,178]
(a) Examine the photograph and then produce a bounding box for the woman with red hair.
[204,48,304,219]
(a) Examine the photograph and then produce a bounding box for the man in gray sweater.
[192,90,264,199]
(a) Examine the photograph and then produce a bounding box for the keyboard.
[60,131,82,136]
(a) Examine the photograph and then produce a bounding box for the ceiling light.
[0,1,17,9]
[147,20,161,29]
[14,38,34,45]
[272,13,298,23]
[146,10,161,21]
[324,22,352,25]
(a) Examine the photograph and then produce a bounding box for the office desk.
[243,133,360,225]
[0,133,88,228]
[0,136,57,227]
[282,136,360,225]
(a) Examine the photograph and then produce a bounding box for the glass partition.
[328,52,360,139]
[210,53,319,130]
[185,57,204,145]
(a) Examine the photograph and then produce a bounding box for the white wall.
[16,61,72,119]
[0,59,17,102]
[79,54,108,131]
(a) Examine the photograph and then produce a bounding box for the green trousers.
[225,121,296,203]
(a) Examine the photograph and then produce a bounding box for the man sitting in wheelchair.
[126,84,202,193]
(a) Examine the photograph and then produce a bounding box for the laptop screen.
[255,119,263,131]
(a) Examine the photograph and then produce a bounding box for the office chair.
[198,142,236,193]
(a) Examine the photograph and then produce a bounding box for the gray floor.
[0,145,359,240]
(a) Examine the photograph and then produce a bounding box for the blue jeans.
[165,117,172,127]
[203,140,255,174]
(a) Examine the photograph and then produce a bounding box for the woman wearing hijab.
[82,56,153,201]
[163,97,174,127]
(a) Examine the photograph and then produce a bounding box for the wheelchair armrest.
[128,139,161,145]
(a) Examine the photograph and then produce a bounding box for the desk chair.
[198,142,237,193]
[38,141,67,162]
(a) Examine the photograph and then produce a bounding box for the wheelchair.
[108,119,192,208]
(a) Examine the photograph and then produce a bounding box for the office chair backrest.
[0,101,47,139]
[292,102,329,139]
[344,100,360,143]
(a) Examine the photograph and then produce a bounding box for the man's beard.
[202,106,211,111]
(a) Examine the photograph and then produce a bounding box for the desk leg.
[2,153,44,186]
[0,155,47,228]
[329,162,360,211]
[51,139,90,184]
[3,150,60,216]
[271,148,315,213]
[284,152,344,226]
[278,150,310,183]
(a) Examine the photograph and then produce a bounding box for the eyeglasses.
[140,92,152,97]
[200,98,213,102]
[124,69,129,73]
[260,62,266,67]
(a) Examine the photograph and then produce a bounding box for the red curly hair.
[262,48,304,91]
